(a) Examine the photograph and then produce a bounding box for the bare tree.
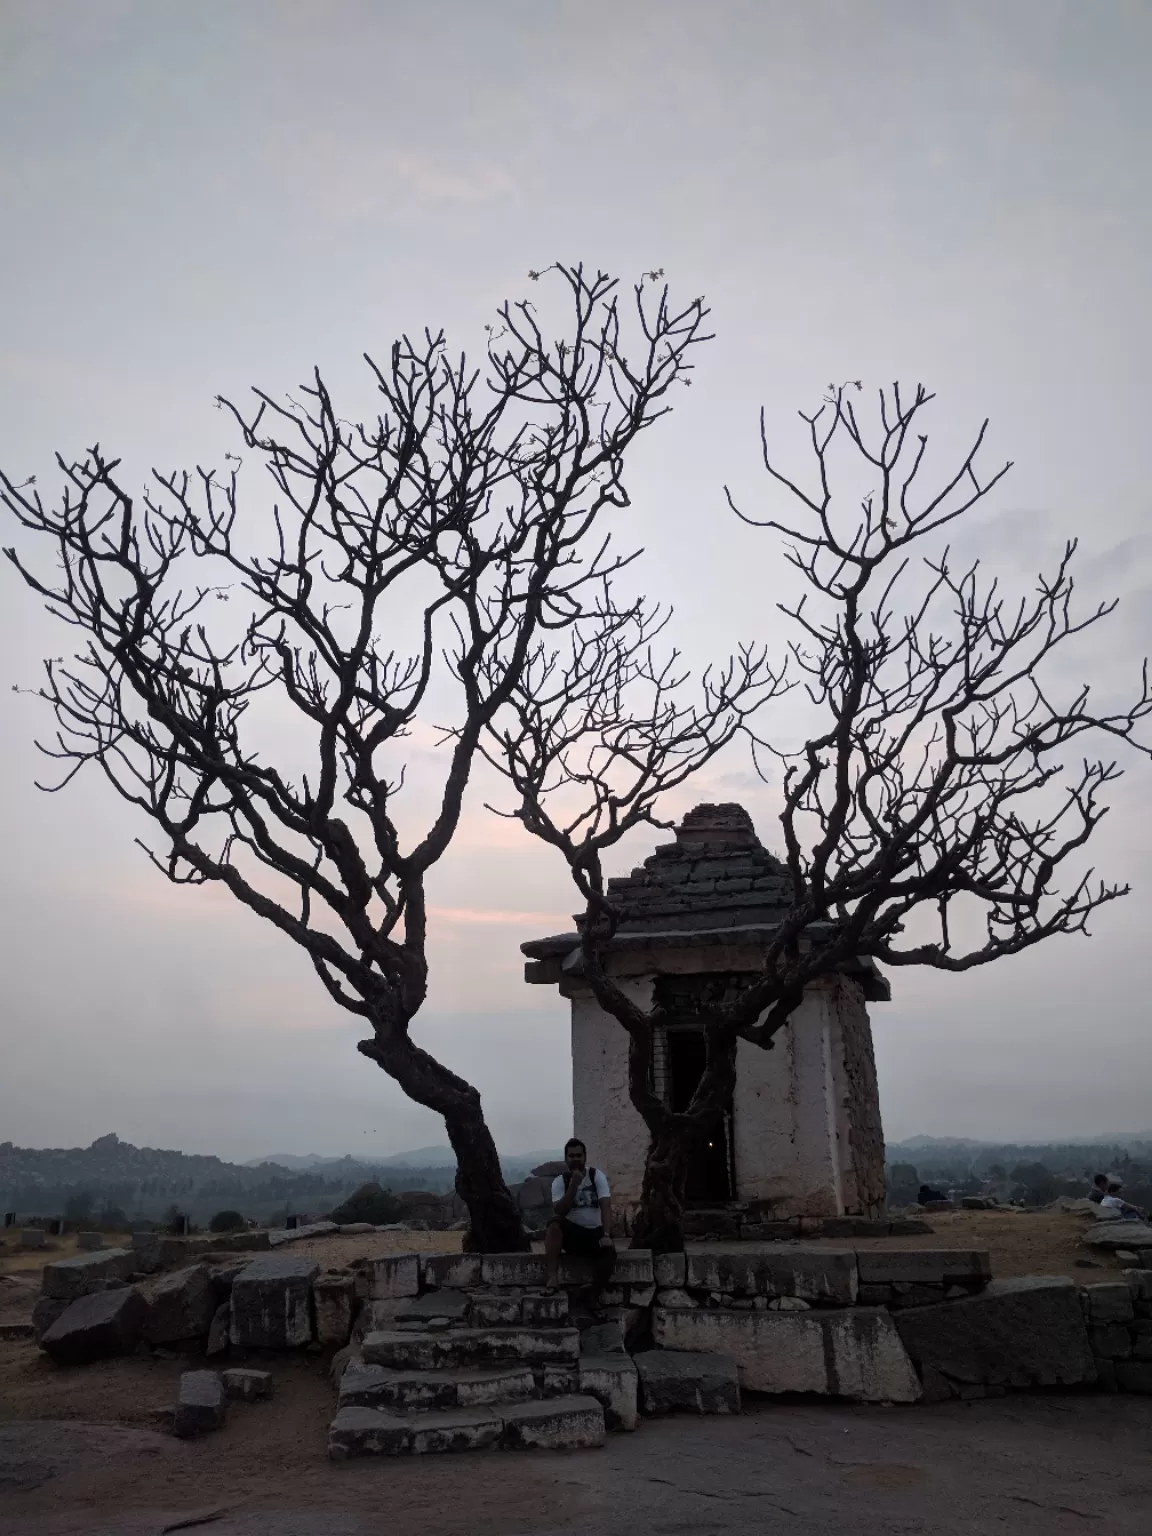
[486,382,1151,1250]
[0,264,710,1252]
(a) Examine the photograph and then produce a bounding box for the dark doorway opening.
[666,1028,735,1203]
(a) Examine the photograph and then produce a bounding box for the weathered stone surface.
[895,1276,1096,1388]
[468,1295,520,1327]
[579,1354,638,1429]
[369,1253,420,1300]
[455,1365,537,1408]
[20,1229,46,1250]
[268,1221,337,1248]
[230,1255,318,1348]
[314,1273,355,1347]
[636,1349,741,1414]
[328,1406,409,1459]
[41,1285,146,1365]
[338,1222,376,1235]
[521,1291,568,1325]
[31,1296,70,1342]
[402,1290,473,1325]
[653,1306,920,1401]
[1082,1224,1152,1250]
[206,1301,230,1357]
[501,1394,606,1450]
[1084,1283,1135,1324]
[655,1288,697,1309]
[856,1250,991,1288]
[422,1253,482,1290]
[653,1252,686,1288]
[222,1367,273,1401]
[1089,1323,1132,1359]
[768,1295,811,1311]
[363,1325,579,1370]
[341,1361,452,1412]
[580,1320,625,1356]
[143,1265,216,1345]
[480,1253,548,1287]
[1115,1361,1152,1393]
[75,1232,104,1251]
[410,1407,503,1454]
[479,1250,652,1288]
[541,1363,579,1394]
[41,1248,135,1302]
[172,1371,226,1438]
[684,1246,857,1305]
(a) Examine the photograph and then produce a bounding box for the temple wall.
[570,979,652,1209]
[568,974,885,1221]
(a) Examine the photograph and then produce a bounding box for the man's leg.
[544,1219,564,1290]
[590,1239,617,1308]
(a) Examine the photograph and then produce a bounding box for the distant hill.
[0,1134,560,1225]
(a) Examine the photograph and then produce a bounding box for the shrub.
[208,1209,247,1233]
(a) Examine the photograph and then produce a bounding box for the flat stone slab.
[653,1305,921,1402]
[500,1394,606,1450]
[363,1325,579,1370]
[222,1367,273,1401]
[339,1361,535,1413]
[396,1291,470,1324]
[172,1371,226,1437]
[684,1246,858,1305]
[230,1255,318,1348]
[895,1276,1097,1389]
[268,1221,338,1247]
[41,1285,146,1365]
[856,1250,991,1287]
[579,1354,639,1430]
[41,1248,135,1302]
[1082,1224,1152,1250]
[369,1253,420,1300]
[409,1407,503,1454]
[328,1406,410,1459]
[422,1254,483,1290]
[636,1349,740,1415]
[479,1251,653,1287]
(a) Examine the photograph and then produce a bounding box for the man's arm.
[553,1173,582,1218]
[598,1195,613,1242]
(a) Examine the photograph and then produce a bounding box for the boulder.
[230,1255,318,1348]
[653,1306,920,1402]
[223,1367,273,1401]
[75,1232,104,1251]
[636,1349,741,1415]
[41,1285,146,1365]
[41,1248,135,1302]
[314,1273,356,1346]
[683,1246,857,1305]
[895,1276,1096,1389]
[172,1371,226,1437]
[1082,1223,1152,1250]
[1084,1283,1135,1325]
[20,1229,47,1250]
[142,1265,216,1345]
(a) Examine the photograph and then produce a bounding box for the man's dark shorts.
[555,1217,616,1260]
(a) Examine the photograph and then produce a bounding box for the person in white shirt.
[544,1137,616,1301]
[1101,1180,1145,1221]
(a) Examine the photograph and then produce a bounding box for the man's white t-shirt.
[552,1167,611,1228]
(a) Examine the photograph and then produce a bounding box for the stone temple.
[522,803,889,1227]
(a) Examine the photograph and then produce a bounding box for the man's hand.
[567,1171,584,1194]
[598,1235,612,1249]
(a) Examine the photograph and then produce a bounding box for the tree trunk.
[357,1029,529,1253]
[446,1103,530,1253]
[630,1125,692,1252]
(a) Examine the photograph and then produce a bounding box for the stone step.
[363,1325,580,1371]
[328,1394,606,1459]
[339,1361,537,1413]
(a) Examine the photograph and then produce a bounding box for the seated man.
[1100,1180,1145,1221]
[544,1138,616,1303]
[1087,1172,1109,1204]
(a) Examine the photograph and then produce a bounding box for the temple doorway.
[664,1027,735,1204]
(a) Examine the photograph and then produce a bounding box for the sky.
[1,0,1150,1163]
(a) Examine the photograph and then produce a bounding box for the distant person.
[544,1138,616,1305]
[1100,1180,1145,1222]
[1087,1173,1109,1204]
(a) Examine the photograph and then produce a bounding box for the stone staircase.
[328,1281,638,1458]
